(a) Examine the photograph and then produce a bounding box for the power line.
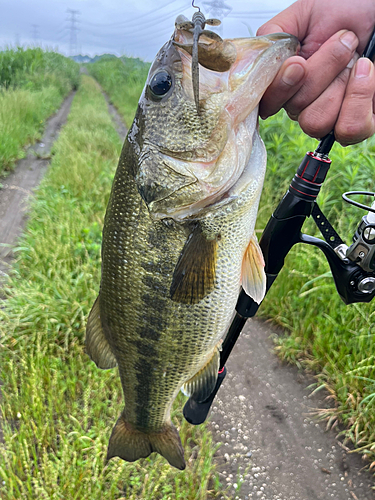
[82,0,185,28]
[230,10,279,15]
[81,3,191,37]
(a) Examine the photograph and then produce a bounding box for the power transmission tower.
[31,24,39,45]
[202,0,232,36]
[67,9,80,56]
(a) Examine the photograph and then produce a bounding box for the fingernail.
[282,64,305,86]
[346,52,359,69]
[340,30,358,51]
[355,57,372,78]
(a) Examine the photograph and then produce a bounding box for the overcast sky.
[0,0,295,61]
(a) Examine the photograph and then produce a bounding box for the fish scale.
[86,25,298,469]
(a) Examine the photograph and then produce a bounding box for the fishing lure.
[175,1,222,114]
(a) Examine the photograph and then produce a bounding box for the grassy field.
[0,47,79,174]
[0,74,221,500]
[87,55,150,128]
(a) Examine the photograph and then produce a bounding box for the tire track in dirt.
[102,91,128,141]
[0,91,76,277]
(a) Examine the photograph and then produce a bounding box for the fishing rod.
[183,27,375,425]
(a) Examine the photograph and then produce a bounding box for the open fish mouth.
[144,33,298,221]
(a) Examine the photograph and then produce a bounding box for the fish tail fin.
[107,415,186,470]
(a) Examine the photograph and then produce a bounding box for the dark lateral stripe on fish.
[134,340,158,358]
[139,326,161,341]
[141,292,167,313]
[134,358,154,427]
[142,274,169,296]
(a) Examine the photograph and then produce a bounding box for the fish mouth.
[144,33,298,221]
[224,33,299,125]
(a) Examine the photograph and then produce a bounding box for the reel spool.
[342,191,375,280]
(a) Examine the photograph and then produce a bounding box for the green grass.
[0,75,221,500]
[0,47,79,174]
[258,112,375,462]
[87,56,150,127]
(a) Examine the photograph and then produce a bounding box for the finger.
[285,30,359,117]
[297,56,358,138]
[335,57,375,145]
[259,56,307,119]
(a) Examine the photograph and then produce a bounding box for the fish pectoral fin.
[85,296,117,369]
[107,415,186,470]
[170,224,218,305]
[242,233,266,305]
[181,344,220,403]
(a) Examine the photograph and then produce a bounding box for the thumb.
[257,23,284,37]
[335,57,375,145]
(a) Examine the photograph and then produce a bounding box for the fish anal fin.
[85,296,117,369]
[107,415,186,470]
[170,224,218,305]
[242,234,266,305]
[182,344,220,403]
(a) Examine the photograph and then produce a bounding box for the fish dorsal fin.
[181,344,220,403]
[170,224,217,305]
[86,296,117,369]
[242,234,266,305]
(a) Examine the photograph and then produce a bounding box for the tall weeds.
[0,47,79,174]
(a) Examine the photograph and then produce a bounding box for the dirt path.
[211,319,375,500]
[102,91,128,141]
[0,92,75,276]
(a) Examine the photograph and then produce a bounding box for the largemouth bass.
[86,19,298,470]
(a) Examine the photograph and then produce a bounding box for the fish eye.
[149,70,172,99]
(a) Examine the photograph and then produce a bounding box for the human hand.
[257,0,375,145]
